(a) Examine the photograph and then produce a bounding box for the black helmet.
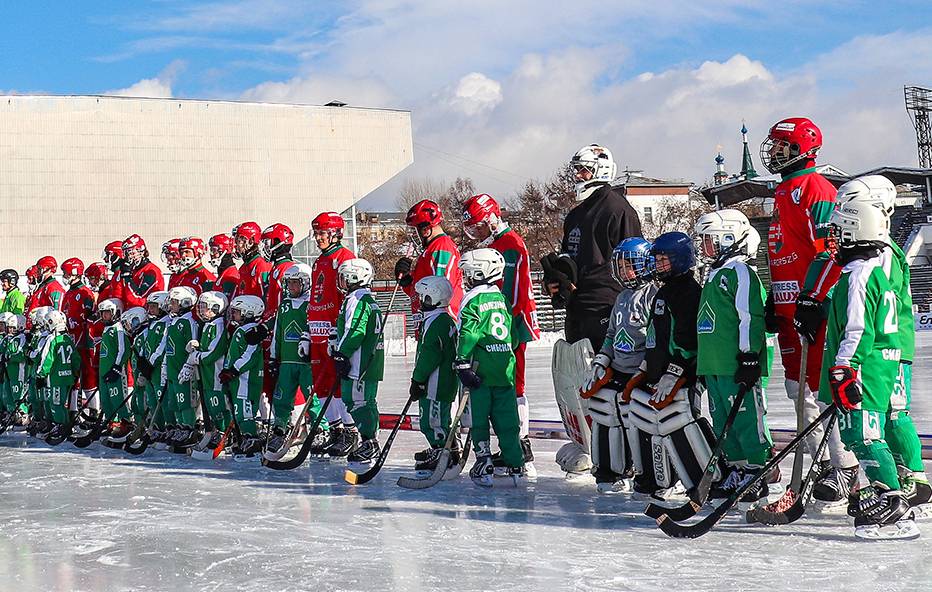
[0,269,18,285]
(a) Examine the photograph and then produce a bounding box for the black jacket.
[644,272,701,384]
[561,184,642,313]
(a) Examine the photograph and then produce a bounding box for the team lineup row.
[0,121,928,541]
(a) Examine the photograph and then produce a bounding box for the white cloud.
[446,73,502,117]
[105,60,186,98]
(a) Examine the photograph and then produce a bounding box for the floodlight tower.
[905,85,932,168]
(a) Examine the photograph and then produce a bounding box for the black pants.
[564,305,611,350]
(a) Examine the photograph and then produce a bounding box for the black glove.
[103,369,121,383]
[394,257,413,287]
[764,291,779,334]
[332,351,351,379]
[244,323,269,345]
[35,376,48,389]
[267,357,281,381]
[408,380,427,401]
[540,253,577,310]
[135,357,154,380]
[794,294,826,344]
[734,352,762,389]
[454,359,481,389]
[829,365,861,411]
[219,368,240,384]
[119,267,133,283]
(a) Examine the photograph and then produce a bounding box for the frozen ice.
[0,333,930,592]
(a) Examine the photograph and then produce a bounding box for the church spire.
[740,121,758,179]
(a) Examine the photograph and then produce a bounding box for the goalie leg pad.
[591,422,628,477]
[588,388,622,428]
[659,414,716,490]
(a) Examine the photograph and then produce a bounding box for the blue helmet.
[612,237,655,289]
[650,231,695,279]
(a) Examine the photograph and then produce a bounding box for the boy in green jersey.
[25,307,52,437]
[162,287,200,448]
[182,291,231,450]
[0,313,12,420]
[220,295,266,457]
[332,258,384,465]
[819,198,917,540]
[408,275,459,475]
[35,311,80,442]
[140,291,171,445]
[694,210,774,503]
[4,314,29,429]
[97,298,132,439]
[120,307,149,433]
[266,264,328,456]
[456,248,525,488]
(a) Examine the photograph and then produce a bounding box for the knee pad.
[588,387,622,428]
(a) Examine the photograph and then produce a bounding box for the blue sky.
[2,1,932,207]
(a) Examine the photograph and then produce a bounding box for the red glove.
[829,365,861,411]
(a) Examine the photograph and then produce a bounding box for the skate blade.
[102,439,125,449]
[855,519,921,541]
[910,504,932,521]
[812,499,849,514]
[232,454,259,463]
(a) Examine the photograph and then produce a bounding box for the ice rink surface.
[1,333,931,592]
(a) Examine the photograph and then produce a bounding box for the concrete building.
[0,95,412,270]
[612,170,694,232]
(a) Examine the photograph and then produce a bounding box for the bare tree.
[505,165,577,268]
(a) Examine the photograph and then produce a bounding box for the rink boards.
[378,414,932,460]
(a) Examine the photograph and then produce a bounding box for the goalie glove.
[581,353,612,398]
[298,331,312,360]
[651,363,685,406]
[829,365,861,411]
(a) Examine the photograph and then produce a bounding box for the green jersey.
[198,317,229,391]
[0,288,25,315]
[336,288,384,381]
[164,313,198,381]
[272,296,309,364]
[457,284,515,386]
[131,330,148,382]
[37,333,80,386]
[882,243,914,362]
[412,309,458,400]
[697,257,769,376]
[99,322,130,377]
[819,256,901,411]
[145,316,170,367]
[224,321,264,380]
[4,334,26,383]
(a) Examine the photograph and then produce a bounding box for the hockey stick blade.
[397,387,471,489]
[745,413,838,525]
[71,388,136,448]
[345,397,415,485]
[262,391,321,462]
[644,385,749,520]
[654,404,836,538]
[263,391,334,470]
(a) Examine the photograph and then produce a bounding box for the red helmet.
[25,265,40,286]
[462,193,503,239]
[122,234,148,266]
[209,234,234,254]
[102,241,124,267]
[406,199,443,228]
[179,236,207,268]
[261,223,294,259]
[84,262,108,286]
[36,256,58,274]
[61,257,85,278]
[312,212,345,232]
[234,222,262,241]
[162,238,182,273]
[760,117,823,174]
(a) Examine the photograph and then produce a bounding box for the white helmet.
[835,174,896,218]
[460,248,505,288]
[29,306,52,330]
[197,290,228,316]
[693,209,760,264]
[337,258,373,293]
[0,312,14,327]
[570,143,617,201]
[10,314,26,333]
[230,295,265,321]
[46,310,67,333]
[830,200,890,249]
[121,306,148,334]
[414,276,453,310]
[282,262,313,296]
[98,297,123,317]
[147,290,170,314]
[168,286,197,311]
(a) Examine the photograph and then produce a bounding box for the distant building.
[613,170,694,228]
[355,210,407,243]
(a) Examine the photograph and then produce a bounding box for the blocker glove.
[793,294,826,344]
[829,365,861,411]
[454,359,482,389]
[734,352,761,389]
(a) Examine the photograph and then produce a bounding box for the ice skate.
[470,452,496,488]
[265,426,289,457]
[813,464,859,514]
[849,483,920,541]
[44,422,72,446]
[414,447,443,477]
[347,438,380,467]
[325,426,360,460]
[597,478,633,494]
[233,434,264,462]
[105,420,134,447]
[901,473,932,521]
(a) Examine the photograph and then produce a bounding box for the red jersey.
[174,264,216,296]
[122,261,165,309]
[236,252,272,299]
[63,283,96,348]
[215,264,240,300]
[307,244,355,343]
[263,258,295,322]
[767,167,841,315]
[167,273,184,290]
[490,227,540,344]
[404,233,463,318]
[98,277,123,306]
[32,277,65,311]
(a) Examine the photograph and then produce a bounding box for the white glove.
[651,364,684,404]
[327,327,339,355]
[178,362,195,384]
[185,350,201,366]
[583,353,611,394]
[185,339,200,353]
[298,331,311,359]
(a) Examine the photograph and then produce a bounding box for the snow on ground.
[0,333,930,592]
